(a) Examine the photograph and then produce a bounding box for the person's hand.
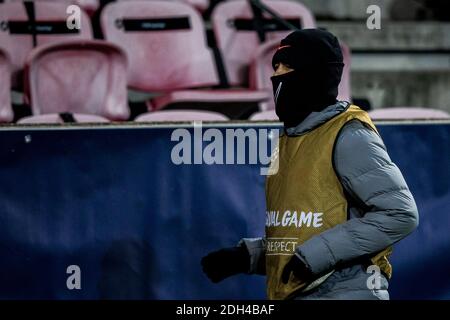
[281,254,313,284]
[201,246,250,283]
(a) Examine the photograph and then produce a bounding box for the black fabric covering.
[270,29,344,128]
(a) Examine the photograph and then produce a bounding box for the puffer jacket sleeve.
[237,238,267,275]
[295,120,419,276]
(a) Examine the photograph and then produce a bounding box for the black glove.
[281,254,314,284]
[201,246,250,283]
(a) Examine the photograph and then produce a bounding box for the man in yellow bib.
[202,29,419,300]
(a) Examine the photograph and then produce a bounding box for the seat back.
[249,38,351,111]
[18,113,110,124]
[182,0,209,12]
[369,107,450,120]
[24,40,129,120]
[249,109,278,121]
[212,0,315,86]
[3,0,100,16]
[0,49,14,122]
[338,42,351,102]
[0,1,92,86]
[71,0,100,16]
[135,110,229,122]
[117,0,210,13]
[101,0,218,91]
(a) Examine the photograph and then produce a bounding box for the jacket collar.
[285,101,350,136]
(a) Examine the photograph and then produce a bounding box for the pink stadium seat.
[135,110,229,122]
[0,1,93,87]
[101,0,217,91]
[369,107,450,120]
[101,0,269,114]
[4,0,100,16]
[337,42,351,102]
[71,0,100,16]
[117,0,210,13]
[248,38,351,111]
[148,89,269,112]
[24,40,130,120]
[183,0,210,13]
[0,48,14,122]
[249,109,278,121]
[17,113,110,124]
[211,0,316,87]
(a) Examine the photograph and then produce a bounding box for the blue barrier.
[0,122,448,299]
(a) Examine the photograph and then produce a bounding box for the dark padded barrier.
[0,122,448,299]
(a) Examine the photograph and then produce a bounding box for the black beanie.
[272,28,344,71]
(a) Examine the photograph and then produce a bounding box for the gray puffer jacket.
[239,102,419,300]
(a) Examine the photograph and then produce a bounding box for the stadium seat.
[147,90,269,114]
[70,0,100,16]
[249,109,278,121]
[101,0,217,91]
[3,0,100,16]
[369,107,450,120]
[182,0,210,13]
[0,48,14,122]
[248,39,352,111]
[337,42,351,102]
[101,0,269,117]
[211,0,316,87]
[117,0,210,13]
[135,110,229,122]
[17,113,110,124]
[0,1,93,87]
[24,40,130,120]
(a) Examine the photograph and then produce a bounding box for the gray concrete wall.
[351,71,450,112]
[349,51,450,112]
[298,0,419,20]
[319,21,450,50]
[314,21,450,113]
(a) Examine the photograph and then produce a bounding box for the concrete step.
[300,0,395,20]
[298,0,449,21]
[351,71,450,112]
[319,21,450,50]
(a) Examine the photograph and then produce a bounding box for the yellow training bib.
[265,105,392,300]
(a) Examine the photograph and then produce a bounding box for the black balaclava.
[271,29,344,128]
